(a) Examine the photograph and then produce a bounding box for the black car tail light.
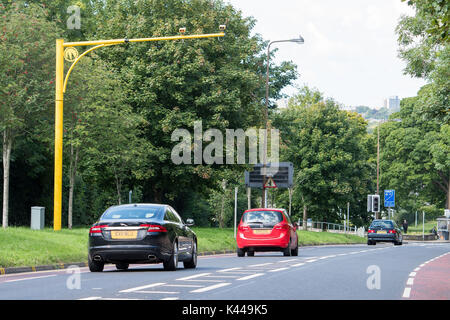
[89,225,108,234]
[140,224,168,233]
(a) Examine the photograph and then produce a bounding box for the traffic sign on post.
[384,190,395,207]
[245,162,293,189]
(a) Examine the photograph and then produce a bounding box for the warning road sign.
[264,177,277,188]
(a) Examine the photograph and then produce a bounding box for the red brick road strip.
[403,252,450,300]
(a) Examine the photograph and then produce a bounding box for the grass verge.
[0,226,366,268]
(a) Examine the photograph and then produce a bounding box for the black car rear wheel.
[116,263,129,271]
[283,242,292,256]
[237,247,245,257]
[291,244,299,256]
[88,255,104,272]
[183,241,197,269]
[247,251,255,257]
[163,241,178,271]
[367,240,376,245]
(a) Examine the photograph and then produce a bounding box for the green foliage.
[397,0,450,123]
[274,86,374,226]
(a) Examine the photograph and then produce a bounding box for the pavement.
[0,241,448,300]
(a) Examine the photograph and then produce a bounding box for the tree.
[0,2,61,227]
[380,94,449,210]
[274,87,374,228]
[94,0,297,206]
[396,0,449,123]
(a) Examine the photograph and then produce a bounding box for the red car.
[236,208,299,257]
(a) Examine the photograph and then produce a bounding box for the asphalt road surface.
[1,242,449,300]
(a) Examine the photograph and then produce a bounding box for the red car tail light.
[140,224,167,233]
[238,224,250,232]
[89,225,108,234]
[368,229,375,233]
[274,222,289,230]
[388,230,396,234]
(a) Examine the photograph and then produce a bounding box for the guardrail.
[297,220,358,234]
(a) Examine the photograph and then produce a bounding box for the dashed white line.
[4,275,57,283]
[237,273,265,281]
[248,263,273,267]
[268,267,289,272]
[119,282,165,293]
[406,278,414,286]
[190,283,231,293]
[176,273,211,281]
[291,262,305,267]
[402,287,411,298]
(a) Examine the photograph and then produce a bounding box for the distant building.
[387,96,400,112]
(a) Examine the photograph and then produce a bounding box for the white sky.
[226,0,426,109]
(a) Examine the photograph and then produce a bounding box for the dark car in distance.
[367,219,403,245]
[88,204,197,272]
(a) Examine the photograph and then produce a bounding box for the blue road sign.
[384,190,395,207]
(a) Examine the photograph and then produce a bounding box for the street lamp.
[262,35,304,208]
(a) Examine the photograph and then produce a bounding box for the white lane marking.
[291,262,305,267]
[163,284,203,288]
[237,273,264,281]
[402,287,411,298]
[161,297,179,300]
[190,283,231,293]
[248,263,273,267]
[279,259,298,263]
[414,267,420,272]
[176,273,211,281]
[306,259,317,263]
[268,267,289,272]
[119,282,165,293]
[409,272,416,277]
[79,296,102,300]
[204,275,240,278]
[4,275,57,283]
[138,290,180,294]
[218,268,241,273]
[406,278,414,286]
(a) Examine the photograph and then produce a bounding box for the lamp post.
[53,29,225,230]
[262,36,304,208]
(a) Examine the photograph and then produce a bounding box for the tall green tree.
[94,0,297,206]
[274,87,374,228]
[0,2,61,228]
[396,0,449,123]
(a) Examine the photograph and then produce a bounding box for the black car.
[88,204,197,272]
[367,219,403,245]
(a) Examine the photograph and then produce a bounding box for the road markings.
[218,267,241,273]
[248,263,273,267]
[79,296,102,300]
[190,283,231,293]
[161,297,179,300]
[4,275,56,283]
[236,273,264,281]
[402,287,411,298]
[409,272,416,277]
[306,259,317,263]
[268,267,289,272]
[176,273,211,281]
[291,262,305,267]
[163,284,203,288]
[138,290,180,294]
[119,282,165,293]
[406,278,414,286]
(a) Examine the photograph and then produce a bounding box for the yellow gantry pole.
[53,31,225,230]
[54,39,64,231]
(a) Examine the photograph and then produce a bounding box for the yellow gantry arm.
[53,31,225,230]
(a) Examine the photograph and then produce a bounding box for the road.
[1,242,449,300]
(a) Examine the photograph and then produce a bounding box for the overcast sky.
[226,0,426,109]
